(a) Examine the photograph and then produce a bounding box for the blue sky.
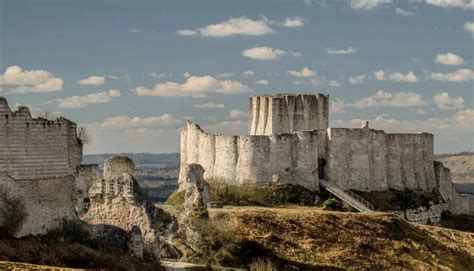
[1,0,473,154]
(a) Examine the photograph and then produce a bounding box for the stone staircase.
[319,179,375,212]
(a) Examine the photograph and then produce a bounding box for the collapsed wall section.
[249,93,329,135]
[179,121,321,190]
[326,127,436,192]
[0,97,82,179]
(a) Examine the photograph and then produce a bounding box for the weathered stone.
[181,164,209,219]
[128,225,144,259]
[82,156,161,261]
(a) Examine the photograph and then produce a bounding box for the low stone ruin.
[81,156,161,260]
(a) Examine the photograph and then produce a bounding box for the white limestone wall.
[326,127,436,192]
[0,98,82,180]
[179,121,321,190]
[0,173,77,237]
[249,94,329,135]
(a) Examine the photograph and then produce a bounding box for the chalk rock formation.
[128,225,145,259]
[176,164,210,253]
[181,164,210,220]
[82,156,161,260]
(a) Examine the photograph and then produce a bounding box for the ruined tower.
[248,93,329,135]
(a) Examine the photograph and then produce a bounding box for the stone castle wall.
[326,127,436,192]
[179,121,324,190]
[249,94,329,135]
[0,97,82,179]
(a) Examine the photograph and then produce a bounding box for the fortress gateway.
[179,93,472,214]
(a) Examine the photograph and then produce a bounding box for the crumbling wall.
[75,164,101,214]
[434,161,473,215]
[0,173,77,237]
[179,121,321,191]
[249,94,329,135]
[82,156,161,260]
[0,97,82,180]
[326,127,436,192]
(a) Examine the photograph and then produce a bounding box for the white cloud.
[330,99,346,113]
[129,29,143,33]
[149,72,172,78]
[428,69,474,82]
[242,46,298,60]
[216,72,234,79]
[348,0,392,10]
[464,21,474,33]
[179,17,273,38]
[288,67,317,77]
[194,102,225,109]
[89,114,181,130]
[281,16,304,27]
[433,92,465,110]
[329,80,341,87]
[350,90,428,108]
[327,46,357,55]
[349,75,366,84]
[293,78,322,86]
[78,75,106,86]
[255,80,269,85]
[373,70,418,82]
[395,7,414,15]
[243,70,254,77]
[425,0,474,9]
[228,109,247,119]
[435,52,465,66]
[183,72,191,78]
[57,89,122,108]
[177,29,198,36]
[133,75,252,97]
[0,65,63,93]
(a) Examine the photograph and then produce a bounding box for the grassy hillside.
[206,207,474,270]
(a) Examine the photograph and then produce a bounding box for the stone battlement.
[0,97,82,180]
[249,93,329,135]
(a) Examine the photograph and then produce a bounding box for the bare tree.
[37,105,55,120]
[77,125,92,145]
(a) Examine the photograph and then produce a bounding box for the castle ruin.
[179,93,473,215]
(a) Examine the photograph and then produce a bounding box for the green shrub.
[0,185,27,237]
[209,182,317,207]
[321,198,343,211]
[165,190,185,207]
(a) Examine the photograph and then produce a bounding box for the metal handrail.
[320,179,375,211]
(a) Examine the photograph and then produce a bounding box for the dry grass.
[210,207,474,270]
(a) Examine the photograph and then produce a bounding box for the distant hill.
[435,152,474,195]
[83,153,180,169]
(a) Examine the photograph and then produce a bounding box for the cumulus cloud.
[281,16,304,27]
[330,99,346,113]
[435,52,465,66]
[228,109,247,119]
[0,65,63,93]
[78,75,106,86]
[57,89,122,108]
[395,7,414,15]
[329,80,341,87]
[255,80,269,85]
[433,92,465,110]
[178,17,273,38]
[464,21,474,33]
[194,102,225,109]
[243,70,255,77]
[327,46,357,55]
[425,0,474,9]
[349,75,366,84]
[242,46,300,60]
[133,75,252,97]
[350,90,428,108]
[373,70,418,82]
[428,68,474,82]
[288,67,317,77]
[348,0,392,10]
[177,29,198,36]
[89,114,181,130]
[216,72,234,79]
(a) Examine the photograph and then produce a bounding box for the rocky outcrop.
[82,156,161,261]
[177,164,210,252]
